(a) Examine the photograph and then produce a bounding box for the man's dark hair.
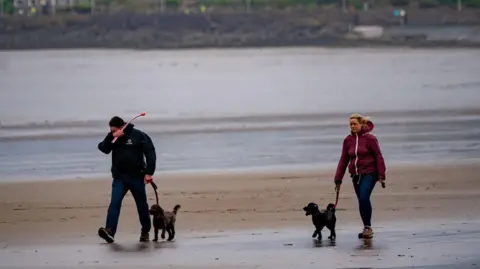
[109,116,125,128]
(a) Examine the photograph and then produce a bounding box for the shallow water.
[0,48,480,181]
[1,219,479,269]
[2,48,480,127]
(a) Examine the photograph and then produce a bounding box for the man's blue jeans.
[352,172,377,227]
[105,176,151,235]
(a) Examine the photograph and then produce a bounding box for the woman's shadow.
[355,238,374,250]
[312,238,375,250]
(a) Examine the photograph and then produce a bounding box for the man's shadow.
[106,241,178,253]
[108,242,151,253]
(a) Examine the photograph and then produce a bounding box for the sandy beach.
[1,162,479,246]
[2,162,480,268]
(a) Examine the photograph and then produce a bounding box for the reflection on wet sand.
[312,238,337,248]
[1,220,479,269]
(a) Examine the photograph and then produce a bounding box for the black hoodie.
[98,123,156,179]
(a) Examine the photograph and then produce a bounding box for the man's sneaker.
[139,232,150,242]
[98,227,115,243]
[358,227,374,239]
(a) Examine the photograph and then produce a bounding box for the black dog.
[303,202,336,240]
[149,204,165,242]
[149,204,181,242]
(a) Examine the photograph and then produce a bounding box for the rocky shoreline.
[1,9,480,50]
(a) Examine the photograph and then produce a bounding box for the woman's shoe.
[358,226,373,239]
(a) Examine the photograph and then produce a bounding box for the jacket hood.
[364,120,374,132]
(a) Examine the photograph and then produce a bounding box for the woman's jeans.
[352,172,377,227]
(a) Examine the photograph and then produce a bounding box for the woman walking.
[334,114,386,239]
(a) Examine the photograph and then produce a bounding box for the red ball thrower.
[111,112,146,144]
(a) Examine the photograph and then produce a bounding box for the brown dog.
[149,204,181,241]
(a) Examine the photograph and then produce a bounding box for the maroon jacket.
[334,120,386,182]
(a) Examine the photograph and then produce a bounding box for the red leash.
[334,185,341,208]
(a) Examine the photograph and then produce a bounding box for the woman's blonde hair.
[350,113,370,128]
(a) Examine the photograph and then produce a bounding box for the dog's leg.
[169,224,176,241]
[317,226,325,240]
[167,224,174,241]
[161,227,166,240]
[313,229,322,240]
[328,228,336,240]
[160,218,166,240]
[328,221,337,240]
[153,226,159,242]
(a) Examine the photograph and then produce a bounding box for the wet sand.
[1,162,480,268]
[2,220,480,269]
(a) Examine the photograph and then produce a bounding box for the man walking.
[97,116,156,243]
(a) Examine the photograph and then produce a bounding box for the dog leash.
[150,181,159,205]
[334,185,340,209]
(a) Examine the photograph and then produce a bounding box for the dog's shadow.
[153,240,178,250]
[312,239,336,248]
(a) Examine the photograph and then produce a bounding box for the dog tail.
[172,204,181,215]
